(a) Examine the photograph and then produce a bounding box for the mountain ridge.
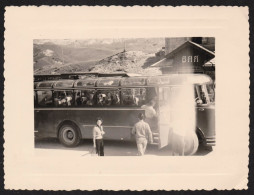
[33,38,165,75]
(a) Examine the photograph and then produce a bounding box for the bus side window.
[75,90,96,107]
[122,88,146,106]
[122,89,133,106]
[159,87,171,106]
[112,90,120,106]
[146,87,157,103]
[37,90,53,107]
[86,90,96,106]
[96,90,120,106]
[75,90,82,106]
[53,91,74,107]
[34,91,37,106]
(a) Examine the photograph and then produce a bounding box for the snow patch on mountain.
[43,49,54,57]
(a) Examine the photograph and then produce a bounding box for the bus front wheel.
[183,132,199,155]
[59,124,81,147]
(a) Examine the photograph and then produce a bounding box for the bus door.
[158,87,172,148]
[34,89,54,137]
[195,84,215,141]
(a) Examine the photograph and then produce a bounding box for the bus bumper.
[204,137,216,146]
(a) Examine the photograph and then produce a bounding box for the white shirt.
[141,105,156,119]
[93,125,105,139]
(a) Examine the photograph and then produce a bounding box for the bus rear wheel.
[59,124,81,147]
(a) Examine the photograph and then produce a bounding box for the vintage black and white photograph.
[4,6,249,190]
[34,37,215,156]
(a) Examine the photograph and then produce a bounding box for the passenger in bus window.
[80,92,88,105]
[81,96,88,105]
[195,86,207,105]
[207,85,215,102]
[75,91,82,106]
[86,92,95,106]
[122,89,141,106]
[112,93,120,105]
[132,89,138,106]
[133,95,139,106]
[196,98,203,105]
[195,92,203,105]
[44,97,52,106]
[54,95,60,106]
[97,93,106,106]
[123,96,131,105]
[66,94,72,106]
[200,91,207,104]
[58,95,64,105]
[59,98,66,106]
[58,92,67,106]
[122,89,130,105]
[57,92,63,105]
[105,92,112,106]
[132,113,153,156]
[136,88,146,106]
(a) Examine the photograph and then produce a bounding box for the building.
[165,37,215,54]
[151,37,215,80]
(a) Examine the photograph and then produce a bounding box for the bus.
[34,73,215,154]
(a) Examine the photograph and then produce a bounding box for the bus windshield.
[195,83,215,105]
[206,84,215,103]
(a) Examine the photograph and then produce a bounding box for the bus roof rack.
[125,73,142,77]
[34,72,142,82]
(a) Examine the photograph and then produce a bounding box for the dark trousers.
[95,139,104,156]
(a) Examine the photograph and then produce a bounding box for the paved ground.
[35,137,213,156]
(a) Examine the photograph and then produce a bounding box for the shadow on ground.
[35,137,212,156]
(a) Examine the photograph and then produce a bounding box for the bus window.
[96,90,120,106]
[53,90,74,107]
[159,87,171,106]
[37,90,53,106]
[146,87,157,103]
[159,86,193,107]
[195,85,209,105]
[206,84,215,102]
[122,88,146,106]
[75,90,96,106]
[34,91,37,106]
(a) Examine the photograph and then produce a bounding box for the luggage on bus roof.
[53,80,75,88]
[74,79,97,87]
[120,77,147,86]
[36,81,55,88]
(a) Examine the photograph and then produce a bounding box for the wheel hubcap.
[62,128,75,143]
[67,131,74,139]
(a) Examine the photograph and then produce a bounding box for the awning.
[204,58,215,67]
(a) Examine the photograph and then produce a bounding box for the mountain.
[91,51,162,75]
[33,38,165,75]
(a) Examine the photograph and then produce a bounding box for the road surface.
[35,137,213,156]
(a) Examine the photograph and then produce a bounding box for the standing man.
[132,113,153,156]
